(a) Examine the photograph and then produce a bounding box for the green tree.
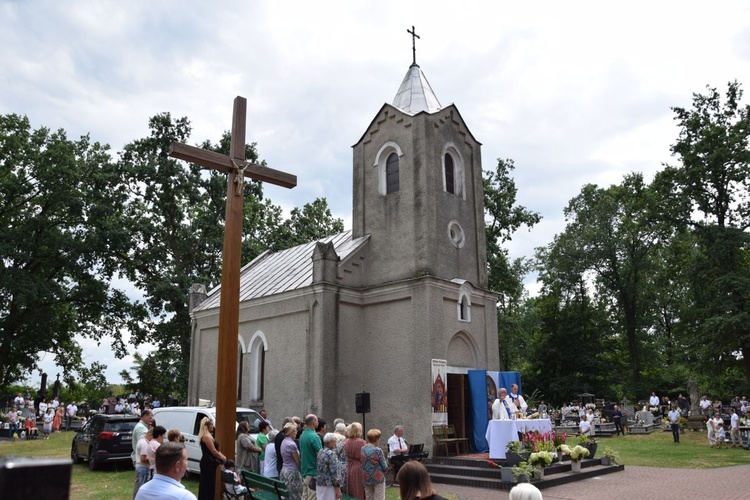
[663,81,750,385]
[65,361,111,404]
[274,198,345,250]
[0,114,145,388]
[483,158,541,370]
[117,115,265,398]
[538,174,668,393]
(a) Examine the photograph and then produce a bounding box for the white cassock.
[492,398,511,420]
[505,393,528,415]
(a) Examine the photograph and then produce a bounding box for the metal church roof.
[195,230,365,312]
[392,64,442,114]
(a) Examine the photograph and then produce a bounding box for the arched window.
[374,142,404,196]
[445,154,455,194]
[442,145,465,199]
[237,342,244,400]
[247,332,268,402]
[386,153,399,194]
[457,288,472,322]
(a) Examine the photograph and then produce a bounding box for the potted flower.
[528,451,554,479]
[552,430,567,461]
[600,446,620,466]
[563,444,590,472]
[505,440,529,467]
[576,434,598,459]
[511,461,535,483]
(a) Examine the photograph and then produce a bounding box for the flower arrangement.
[521,431,555,452]
[601,446,620,466]
[559,444,590,462]
[528,451,554,468]
[506,440,524,454]
[552,430,567,449]
[577,434,596,445]
[511,461,535,481]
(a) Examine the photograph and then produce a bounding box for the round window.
[448,221,465,248]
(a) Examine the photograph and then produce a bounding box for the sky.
[3,0,750,385]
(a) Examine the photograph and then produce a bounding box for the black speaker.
[0,457,71,500]
[355,392,370,414]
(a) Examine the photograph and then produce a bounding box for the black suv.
[71,414,140,470]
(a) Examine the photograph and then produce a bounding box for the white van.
[152,406,262,474]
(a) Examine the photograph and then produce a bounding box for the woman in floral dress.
[360,428,388,500]
[316,433,343,500]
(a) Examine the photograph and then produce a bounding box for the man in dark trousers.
[611,405,624,436]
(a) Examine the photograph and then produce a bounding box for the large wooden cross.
[169,97,296,480]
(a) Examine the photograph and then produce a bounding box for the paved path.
[427,464,750,500]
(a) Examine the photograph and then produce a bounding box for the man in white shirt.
[51,397,60,409]
[649,392,660,408]
[135,442,196,500]
[668,405,681,443]
[579,414,591,437]
[491,388,512,420]
[14,393,24,410]
[506,384,528,417]
[729,408,741,448]
[387,425,409,476]
[65,401,77,431]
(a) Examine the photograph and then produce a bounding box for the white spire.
[392,64,442,114]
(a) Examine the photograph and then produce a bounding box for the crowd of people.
[7,392,65,438]
[130,409,194,499]
[187,411,451,500]
[5,389,168,437]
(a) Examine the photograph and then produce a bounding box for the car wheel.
[71,443,83,464]
[88,450,99,471]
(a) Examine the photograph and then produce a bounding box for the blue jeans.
[134,465,150,497]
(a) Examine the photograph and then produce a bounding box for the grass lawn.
[1,428,748,498]
[598,428,750,468]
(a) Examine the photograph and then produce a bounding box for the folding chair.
[221,468,250,500]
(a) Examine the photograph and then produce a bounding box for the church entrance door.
[447,373,471,443]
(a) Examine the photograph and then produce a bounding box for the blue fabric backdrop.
[467,370,521,452]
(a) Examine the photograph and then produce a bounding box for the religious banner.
[431,359,447,426]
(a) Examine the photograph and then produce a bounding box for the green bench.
[239,469,289,500]
[238,469,358,500]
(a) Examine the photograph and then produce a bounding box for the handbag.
[309,477,316,490]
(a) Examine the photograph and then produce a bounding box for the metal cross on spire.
[407,25,420,66]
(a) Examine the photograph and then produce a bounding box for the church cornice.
[354,103,481,149]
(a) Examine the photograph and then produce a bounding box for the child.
[716,422,726,448]
[24,418,39,439]
[223,460,249,496]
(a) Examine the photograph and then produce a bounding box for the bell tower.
[351,59,488,288]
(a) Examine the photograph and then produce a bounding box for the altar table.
[485,419,553,459]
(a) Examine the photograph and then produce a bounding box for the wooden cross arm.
[169,142,297,189]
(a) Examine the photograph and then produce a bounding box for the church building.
[188,59,500,449]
